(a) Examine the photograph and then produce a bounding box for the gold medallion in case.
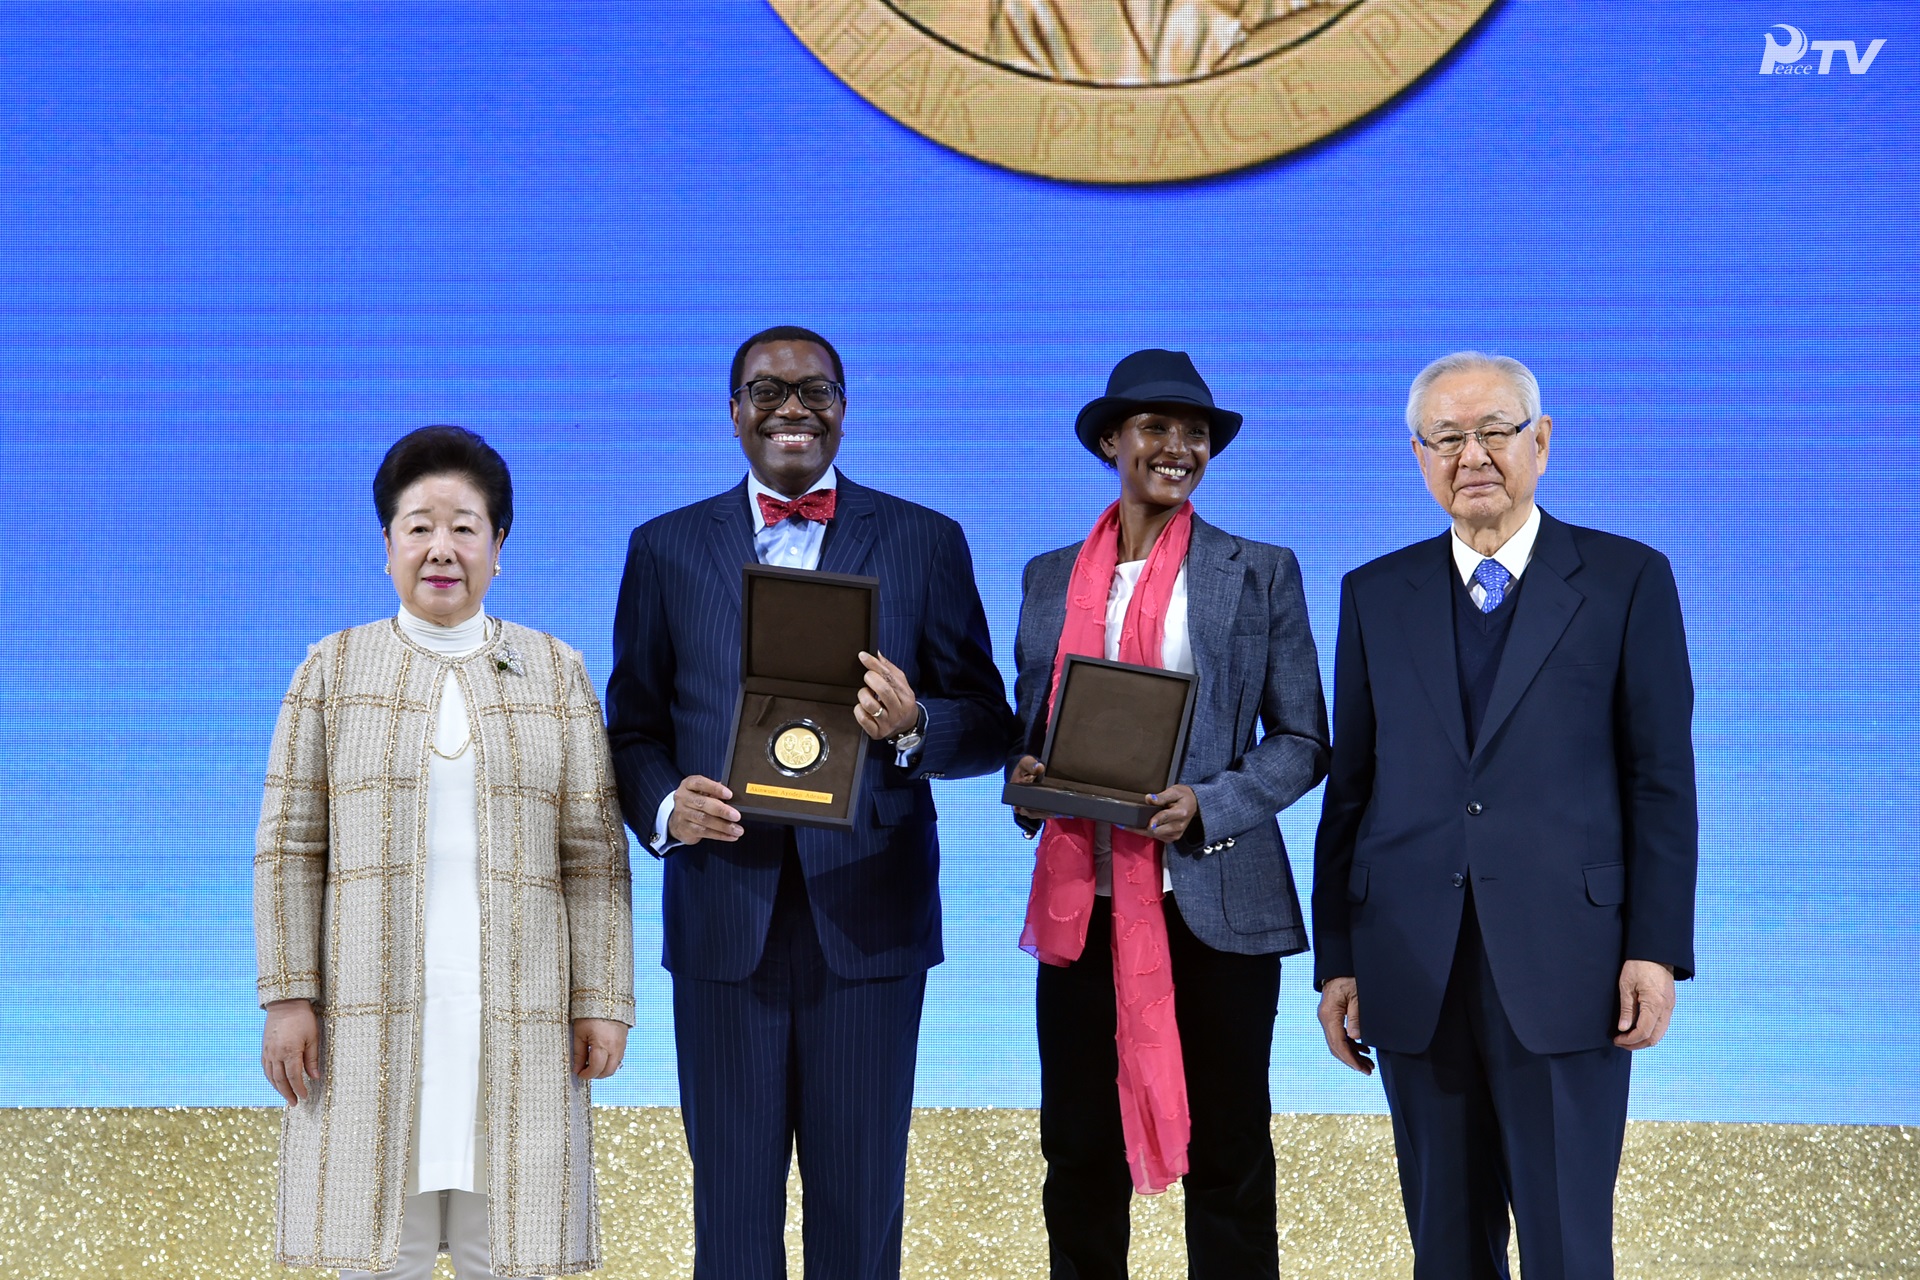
[770,719,829,776]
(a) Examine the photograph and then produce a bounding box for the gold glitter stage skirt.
[2,1108,1914,1278]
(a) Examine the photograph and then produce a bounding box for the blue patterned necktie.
[1474,558,1512,614]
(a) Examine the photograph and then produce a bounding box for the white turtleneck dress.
[395,606,488,1196]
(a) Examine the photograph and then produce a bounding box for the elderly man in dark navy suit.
[606,325,1017,1279]
[1312,352,1698,1280]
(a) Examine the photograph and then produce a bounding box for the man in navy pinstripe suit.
[606,326,1018,1278]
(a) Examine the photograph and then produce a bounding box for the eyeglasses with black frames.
[1416,418,1533,458]
[732,377,846,413]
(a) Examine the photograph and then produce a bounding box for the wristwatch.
[888,703,928,755]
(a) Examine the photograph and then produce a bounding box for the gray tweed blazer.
[1011,515,1330,956]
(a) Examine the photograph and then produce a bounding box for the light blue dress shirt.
[747,465,834,573]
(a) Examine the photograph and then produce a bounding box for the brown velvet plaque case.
[722,564,879,829]
[1001,654,1198,829]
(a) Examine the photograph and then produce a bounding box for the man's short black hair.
[373,425,514,537]
[730,325,845,393]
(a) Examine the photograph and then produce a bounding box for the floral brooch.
[495,642,523,676]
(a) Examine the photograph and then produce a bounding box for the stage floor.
[1,1108,1913,1277]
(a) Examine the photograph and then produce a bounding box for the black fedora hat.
[1074,349,1243,460]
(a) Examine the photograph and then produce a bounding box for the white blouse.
[1094,559,1192,897]
[394,606,488,1196]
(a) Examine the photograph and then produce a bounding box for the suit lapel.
[703,481,758,608]
[818,476,878,577]
[1474,511,1583,761]
[1399,535,1471,768]
[1182,516,1240,686]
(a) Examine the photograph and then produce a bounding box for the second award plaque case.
[1001,654,1198,830]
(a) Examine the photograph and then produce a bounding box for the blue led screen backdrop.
[0,3,1915,1123]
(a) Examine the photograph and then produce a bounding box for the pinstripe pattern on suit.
[606,473,1016,1279]
[608,474,1016,980]
[1010,514,1331,955]
[671,844,927,1280]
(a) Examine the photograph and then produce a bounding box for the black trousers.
[1377,891,1631,1280]
[1037,895,1282,1280]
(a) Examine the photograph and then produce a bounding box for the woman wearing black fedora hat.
[1009,349,1330,1278]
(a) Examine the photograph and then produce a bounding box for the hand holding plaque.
[1012,753,1198,842]
[1009,755,1050,823]
[667,775,742,845]
[1138,784,1198,844]
[855,650,918,740]
[1001,655,1199,831]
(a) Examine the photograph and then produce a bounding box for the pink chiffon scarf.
[1020,498,1194,1194]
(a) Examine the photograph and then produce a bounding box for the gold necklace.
[429,733,472,761]
[424,621,495,761]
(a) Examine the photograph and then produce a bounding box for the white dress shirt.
[394,605,489,1196]
[1450,503,1542,608]
[1093,558,1191,897]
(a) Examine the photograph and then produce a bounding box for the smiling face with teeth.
[731,339,846,497]
[1101,407,1212,516]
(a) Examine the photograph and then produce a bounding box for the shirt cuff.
[650,791,682,856]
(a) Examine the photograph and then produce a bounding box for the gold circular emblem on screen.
[767,0,1495,183]
[771,721,829,776]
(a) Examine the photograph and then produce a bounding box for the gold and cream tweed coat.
[254,618,634,1276]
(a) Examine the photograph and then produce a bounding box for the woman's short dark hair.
[373,425,514,537]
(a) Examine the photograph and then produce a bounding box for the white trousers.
[340,1190,512,1280]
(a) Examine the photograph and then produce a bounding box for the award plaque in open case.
[721,564,879,830]
[1001,653,1198,830]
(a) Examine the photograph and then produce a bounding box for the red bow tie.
[757,488,837,529]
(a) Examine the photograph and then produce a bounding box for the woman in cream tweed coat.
[254,426,633,1278]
